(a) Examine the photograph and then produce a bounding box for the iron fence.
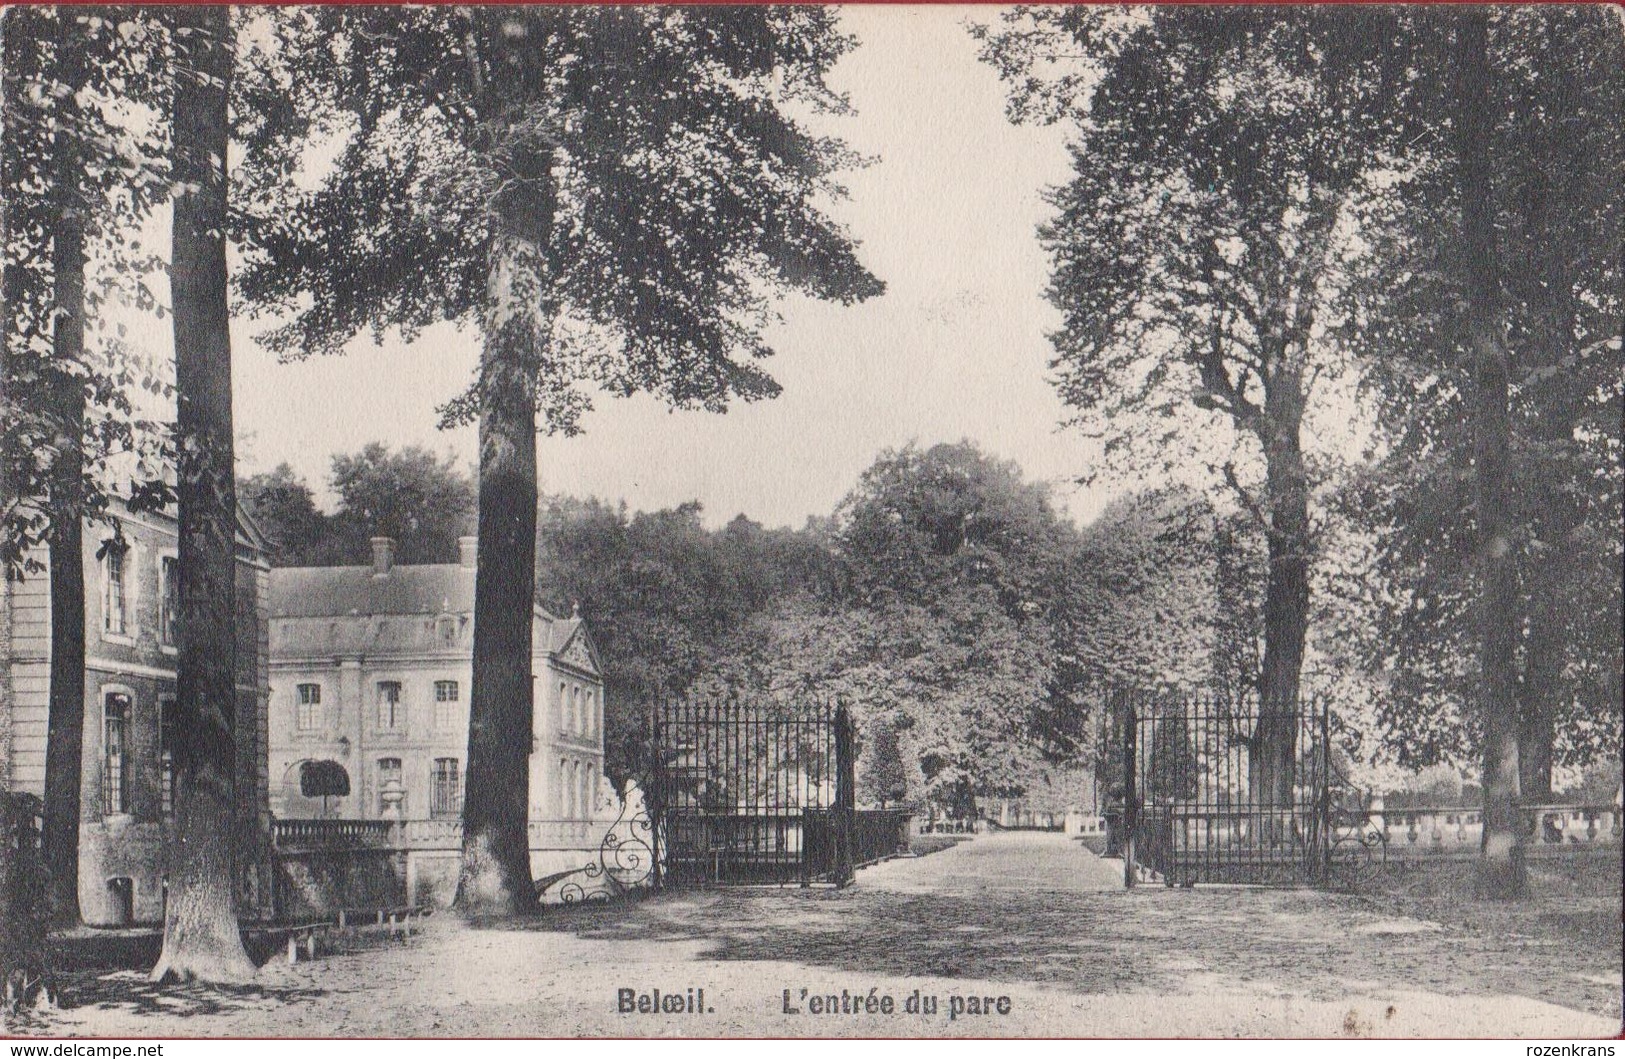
[1123,692,1331,887]
[651,698,855,886]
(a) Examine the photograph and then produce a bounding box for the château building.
[1,500,273,926]
[266,536,606,837]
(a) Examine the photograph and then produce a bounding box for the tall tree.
[977,8,1407,810]
[39,8,92,928]
[1326,7,1621,890]
[1453,8,1522,896]
[4,7,174,928]
[235,7,881,913]
[151,4,255,982]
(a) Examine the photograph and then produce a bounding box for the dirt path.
[20,834,1623,1038]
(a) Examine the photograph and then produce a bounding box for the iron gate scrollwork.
[651,699,855,887]
[535,788,657,904]
[1324,756,1388,887]
[1122,692,1380,888]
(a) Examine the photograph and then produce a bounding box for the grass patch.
[1352,848,1622,959]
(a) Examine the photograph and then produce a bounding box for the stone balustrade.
[272,818,397,851]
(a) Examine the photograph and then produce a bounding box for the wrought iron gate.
[1121,693,1335,887]
[651,699,855,887]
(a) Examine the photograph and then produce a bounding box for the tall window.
[158,695,176,817]
[159,556,179,647]
[103,693,131,814]
[296,683,321,731]
[103,549,127,636]
[431,758,461,818]
[377,758,403,814]
[376,681,403,730]
[570,685,581,734]
[433,680,459,729]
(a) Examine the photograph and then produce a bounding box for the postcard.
[1,3,1620,1041]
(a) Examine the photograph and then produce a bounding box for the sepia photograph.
[0,2,1621,1042]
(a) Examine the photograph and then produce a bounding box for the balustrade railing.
[272,818,395,850]
[1376,802,1621,854]
[274,816,614,852]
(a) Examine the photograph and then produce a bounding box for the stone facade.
[266,536,606,842]
[1,501,273,926]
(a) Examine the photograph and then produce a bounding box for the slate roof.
[268,561,589,664]
[270,564,476,619]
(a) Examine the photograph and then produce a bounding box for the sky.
[218,6,1111,530]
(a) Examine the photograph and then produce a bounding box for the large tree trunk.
[455,232,543,917]
[0,576,11,796]
[1453,7,1525,899]
[1517,597,1560,803]
[151,5,256,982]
[1249,358,1310,825]
[41,11,89,926]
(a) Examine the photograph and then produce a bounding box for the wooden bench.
[281,905,433,964]
[282,921,333,964]
[340,904,432,938]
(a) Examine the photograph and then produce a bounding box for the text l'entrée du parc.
[616,986,1014,1022]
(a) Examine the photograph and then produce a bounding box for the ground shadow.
[510,872,1621,1020]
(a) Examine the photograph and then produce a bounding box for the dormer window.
[436,615,457,645]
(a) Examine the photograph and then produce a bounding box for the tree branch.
[1217,459,1271,536]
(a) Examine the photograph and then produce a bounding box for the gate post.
[1123,697,1137,890]
[835,702,855,887]
[650,704,663,890]
[1319,697,1331,885]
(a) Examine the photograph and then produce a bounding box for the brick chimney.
[370,536,396,576]
[458,535,477,569]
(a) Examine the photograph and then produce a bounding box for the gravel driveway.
[23,832,1623,1038]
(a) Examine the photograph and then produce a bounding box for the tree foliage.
[1325,7,1623,791]
[2,7,175,577]
[233,6,882,913]
[234,6,882,429]
[976,7,1424,808]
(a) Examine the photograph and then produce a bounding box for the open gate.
[1121,693,1333,887]
[651,699,855,887]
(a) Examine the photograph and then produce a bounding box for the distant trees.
[241,444,476,567]
[531,443,1097,815]
[661,443,1092,815]
[237,465,337,566]
[830,443,1085,808]
[534,497,837,785]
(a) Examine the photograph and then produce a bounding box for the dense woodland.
[2,5,1620,987]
